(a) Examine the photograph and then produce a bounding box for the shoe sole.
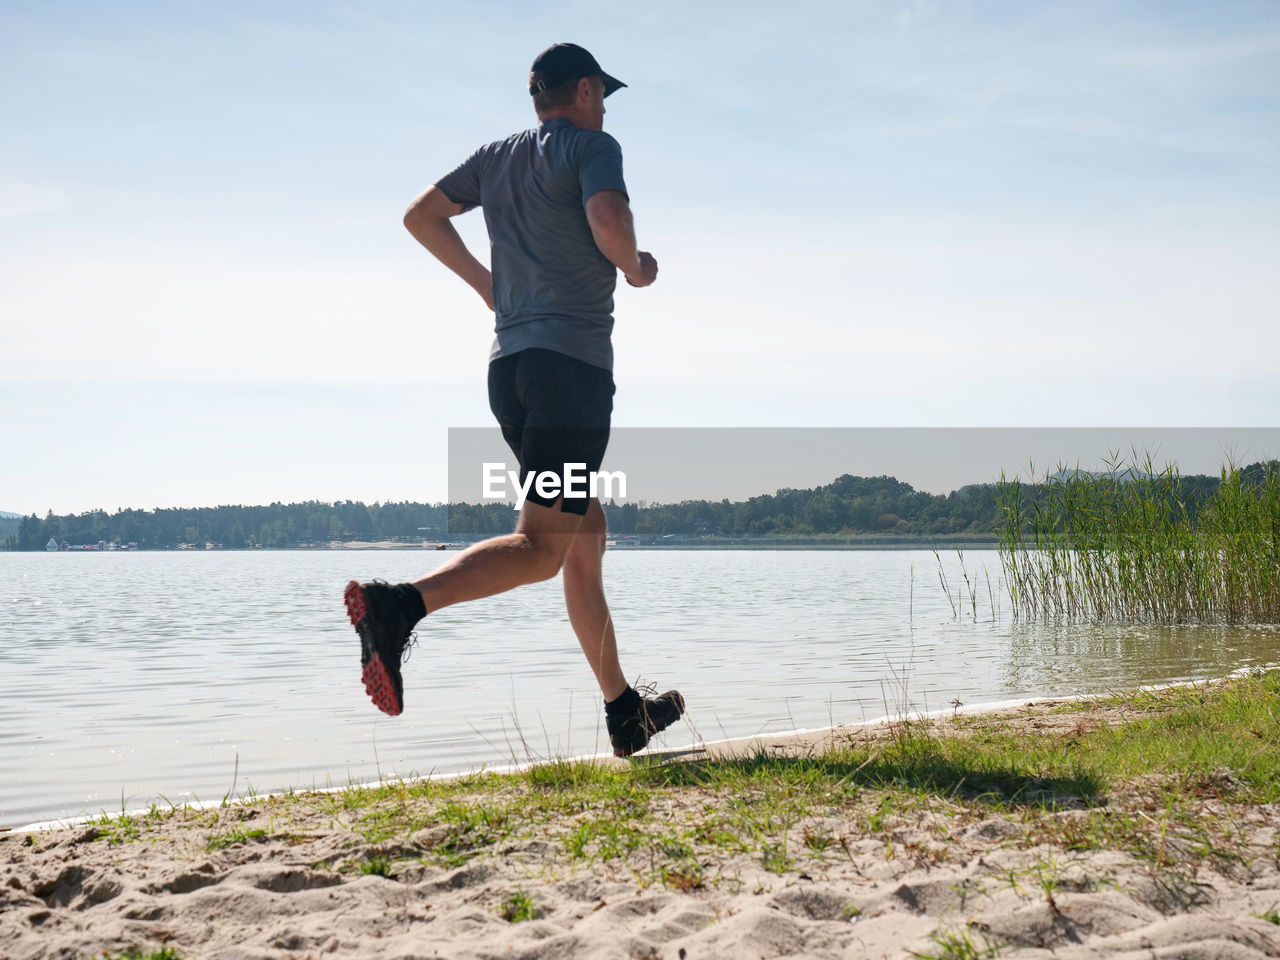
[613,691,686,758]
[344,580,403,717]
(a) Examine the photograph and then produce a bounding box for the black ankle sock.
[605,686,640,715]
[392,583,427,625]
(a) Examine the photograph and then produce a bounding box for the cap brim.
[601,72,626,97]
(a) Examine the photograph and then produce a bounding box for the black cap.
[529,43,626,98]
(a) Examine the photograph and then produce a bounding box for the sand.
[3,695,1279,960]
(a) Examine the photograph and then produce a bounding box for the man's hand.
[625,251,658,288]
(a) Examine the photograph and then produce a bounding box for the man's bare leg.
[346,500,589,717]
[562,498,627,701]
[348,494,685,748]
[410,500,584,612]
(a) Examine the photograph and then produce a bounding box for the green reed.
[997,454,1280,623]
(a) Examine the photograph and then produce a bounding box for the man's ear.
[577,76,594,101]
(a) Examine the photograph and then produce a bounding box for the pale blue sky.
[3,1,1278,513]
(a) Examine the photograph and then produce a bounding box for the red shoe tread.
[362,654,402,716]
[343,580,366,626]
[345,580,402,717]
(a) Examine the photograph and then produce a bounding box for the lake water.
[2,549,1277,828]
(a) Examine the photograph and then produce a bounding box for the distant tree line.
[3,463,1272,550]
[610,467,1250,538]
[6,501,451,551]
[0,515,21,542]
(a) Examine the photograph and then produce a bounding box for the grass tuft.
[910,927,1003,959]
[359,854,393,877]
[204,826,266,851]
[497,889,538,923]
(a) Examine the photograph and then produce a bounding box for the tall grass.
[997,454,1280,623]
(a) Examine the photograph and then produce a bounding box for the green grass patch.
[910,927,1003,960]
[497,889,538,922]
[359,854,393,877]
[1030,674,1280,799]
[92,811,143,846]
[204,826,266,851]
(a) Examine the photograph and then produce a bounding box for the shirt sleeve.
[577,132,628,204]
[434,147,484,212]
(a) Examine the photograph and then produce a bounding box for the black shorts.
[487,348,615,515]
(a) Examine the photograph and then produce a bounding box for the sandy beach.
[3,679,1279,960]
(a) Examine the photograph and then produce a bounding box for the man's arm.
[403,185,494,310]
[585,190,658,288]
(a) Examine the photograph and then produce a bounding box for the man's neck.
[538,110,581,127]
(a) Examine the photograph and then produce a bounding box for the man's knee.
[563,531,606,574]
[514,499,586,581]
[523,534,572,582]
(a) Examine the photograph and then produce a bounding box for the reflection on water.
[1004,621,1280,691]
[1,550,1276,827]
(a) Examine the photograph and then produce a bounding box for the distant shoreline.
[6,536,1003,554]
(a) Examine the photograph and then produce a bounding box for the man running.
[343,43,685,758]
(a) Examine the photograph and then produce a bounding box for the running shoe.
[343,579,417,716]
[607,687,686,757]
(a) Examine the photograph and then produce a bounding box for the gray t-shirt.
[435,117,628,371]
